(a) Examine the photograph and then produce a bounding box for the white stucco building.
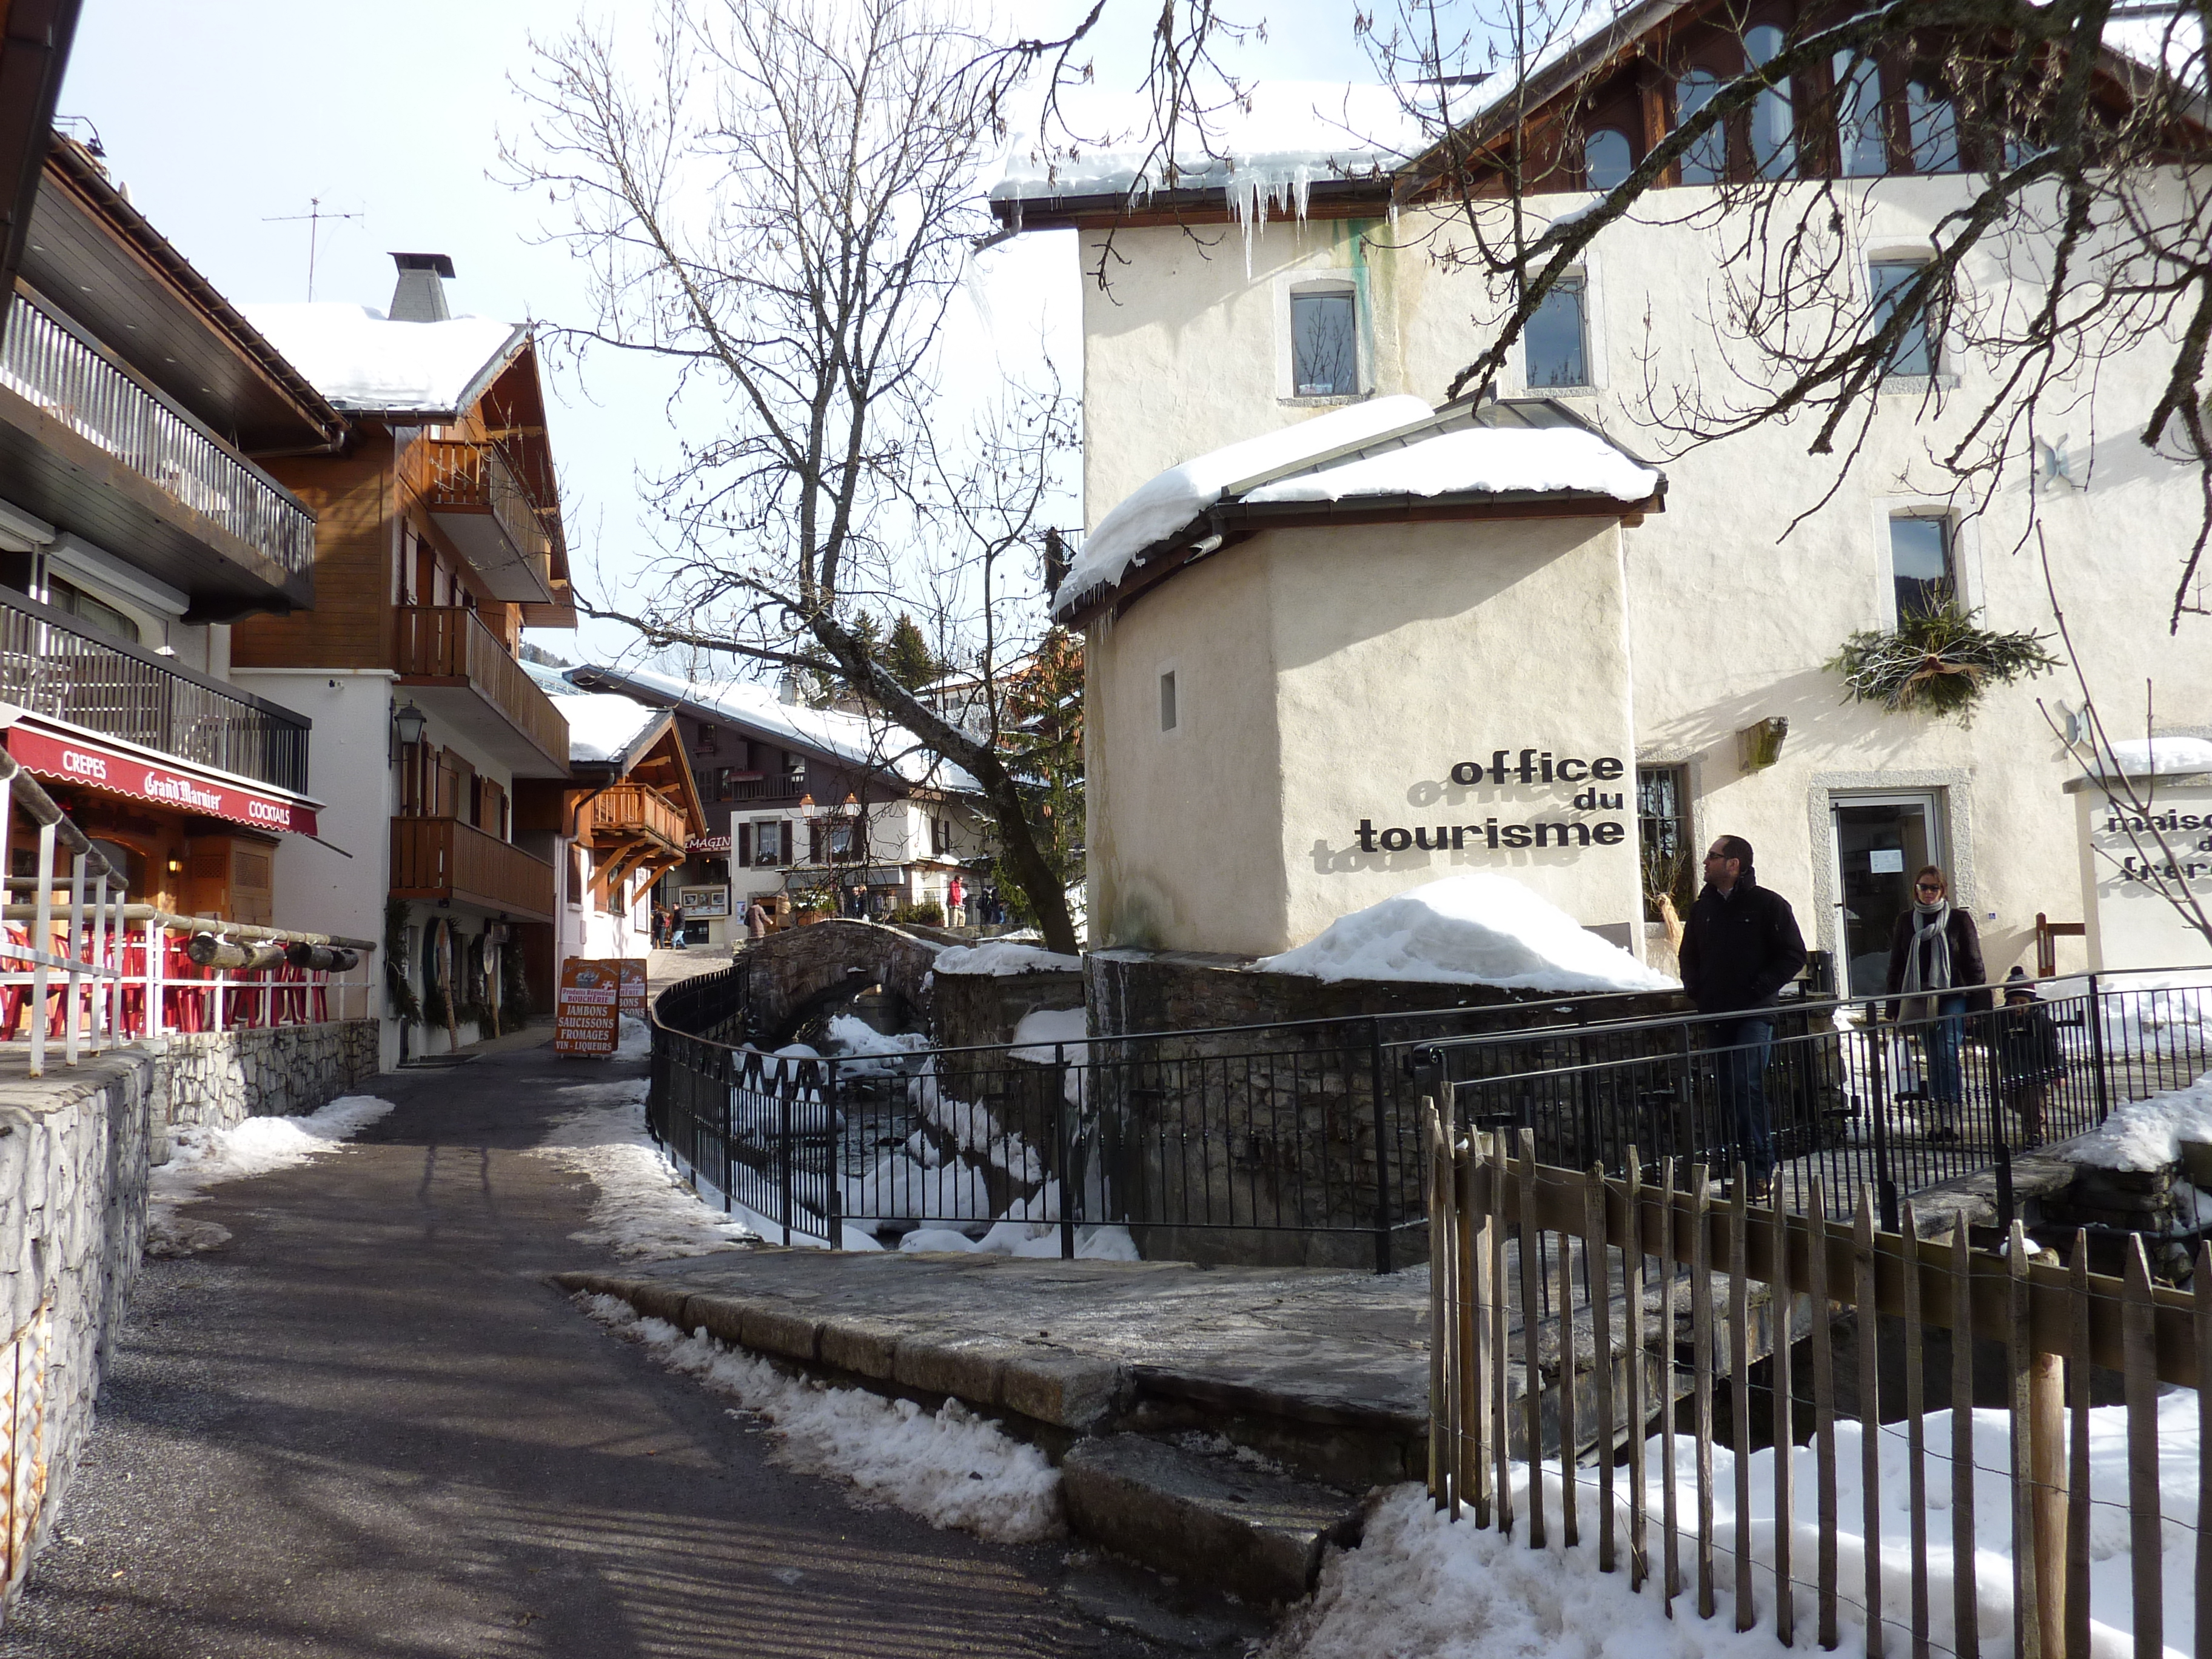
[996,33,2212,991]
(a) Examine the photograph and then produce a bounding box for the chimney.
[387,252,455,322]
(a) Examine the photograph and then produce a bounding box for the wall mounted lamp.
[391,701,428,762]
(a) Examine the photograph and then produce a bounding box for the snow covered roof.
[576,665,982,794]
[1257,872,1678,994]
[1054,395,1663,622]
[522,660,588,697]
[2093,736,2212,778]
[993,82,1423,220]
[238,303,529,418]
[558,694,670,768]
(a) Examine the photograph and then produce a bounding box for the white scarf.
[1901,900,1953,996]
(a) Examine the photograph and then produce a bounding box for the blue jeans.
[1711,1017,1775,1185]
[1923,993,1968,1107]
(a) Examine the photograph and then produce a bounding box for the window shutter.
[739,823,752,866]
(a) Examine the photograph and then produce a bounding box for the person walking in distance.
[1677,835,1808,1202]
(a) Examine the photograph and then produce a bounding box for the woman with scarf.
[1883,865,1992,1141]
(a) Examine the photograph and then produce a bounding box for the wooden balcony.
[390,816,555,922]
[396,606,569,776]
[412,437,554,603]
[586,783,688,854]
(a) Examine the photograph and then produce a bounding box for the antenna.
[261,197,363,301]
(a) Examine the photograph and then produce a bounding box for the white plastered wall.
[1072,173,2212,974]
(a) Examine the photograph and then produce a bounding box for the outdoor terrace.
[410,437,554,605]
[389,815,554,923]
[395,605,568,777]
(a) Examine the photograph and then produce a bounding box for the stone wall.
[154,1020,382,1138]
[0,1049,153,1609]
[930,968,1085,1051]
[740,920,941,1041]
[1084,951,1686,1269]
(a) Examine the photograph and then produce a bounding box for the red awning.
[6,722,321,837]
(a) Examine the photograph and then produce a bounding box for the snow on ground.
[578,1293,1062,1544]
[823,1014,932,1074]
[529,1078,760,1258]
[1259,873,1678,994]
[147,1094,397,1256]
[1008,1007,1088,1060]
[931,940,1084,977]
[1270,1394,2200,1659]
[614,1014,652,1061]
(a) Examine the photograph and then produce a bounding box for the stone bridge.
[739,919,942,1042]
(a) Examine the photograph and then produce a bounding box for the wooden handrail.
[394,606,568,767]
[389,815,555,920]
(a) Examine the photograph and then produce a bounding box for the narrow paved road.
[0,1036,1163,1659]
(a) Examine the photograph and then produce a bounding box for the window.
[783,752,807,788]
[1746,26,1797,179]
[697,721,719,754]
[931,816,952,856]
[1159,670,1179,733]
[45,577,139,644]
[1525,275,1590,389]
[828,819,857,861]
[1636,767,1695,923]
[1584,128,1632,190]
[1833,52,1889,176]
[1290,289,1358,397]
[1891,515,1956,621]
[1906,79,1958,172]
[1676,69,1725,183]
[1870,259,1937,377]
[754,820,785,866]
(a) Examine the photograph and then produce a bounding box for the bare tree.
[503,0,1085,951]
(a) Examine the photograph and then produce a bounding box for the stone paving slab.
[560,1247,1435,1436]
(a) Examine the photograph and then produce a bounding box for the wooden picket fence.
[1423,1105,2211,1659]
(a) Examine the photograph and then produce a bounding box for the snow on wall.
[931,941,1085,977]
[2093,736,2212,777]
[1256,872,1677,994]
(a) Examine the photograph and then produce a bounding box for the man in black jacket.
[1677,835,1808,1199]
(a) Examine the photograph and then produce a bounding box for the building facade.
[997,26,2212,988]
[566,666,991,947]
[0,136,335,919]
[233,255,575,1063]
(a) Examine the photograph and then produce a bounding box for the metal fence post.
[1868,1012,1900,1234]
[779,1074,794,1249]
[1370,1017,1393,1275]
[2084,972,2110,1125]
[1056,1044,1076,1260]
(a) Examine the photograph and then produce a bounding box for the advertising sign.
[618,957,648,1018]
[677,885,731,919]
[6,721,320,836]
[686,833,731,855]
[554,957,619,1056]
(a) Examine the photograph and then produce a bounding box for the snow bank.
[1272,1393,2201,1659]
[1242,425,1660,506]
[580,1294,1062,1543]
[2095,735,2212,777]
[900,1221,1139,1261]
[614,1014,652,1061]
[823,1014,932,1074]
[1008,1007,1087,1059]
[529,1079,760,1258]
[1258,873,1678,994]
[2069,1072,2212,1171]
[241,303,525,415]
[559,694,665,765]
[1056,395,1433,608]
[147,1094,397,1256]
[931,940,1084,977]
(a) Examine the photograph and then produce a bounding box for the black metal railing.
[646,965,2212,1265]
[0,588,311,792]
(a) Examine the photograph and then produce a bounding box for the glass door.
[1829,793,1946,999]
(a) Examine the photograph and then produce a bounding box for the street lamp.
[392,701,428,761]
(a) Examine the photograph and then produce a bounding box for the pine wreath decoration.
[1825,602,2061,725]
